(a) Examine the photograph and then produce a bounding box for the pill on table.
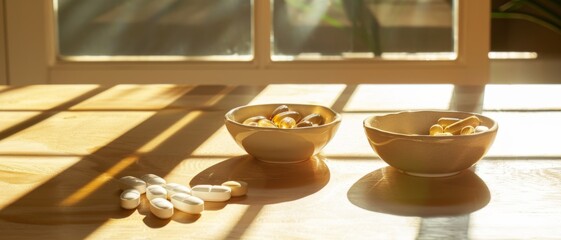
[272,111,302,125]
[257,119,277,128]
[271,105,290,119]
[165,183,191,199]
[191,185,232,202]
[475,125,489,133]
[118,176,146,194]
[140,174,166,186]
[149,198,174,219]
[434,132,453,136]
[120,189,141,210]
[242,116,267,125]
[221,181,248,197]
[278,117,296,129]
[299,113,324,125]
[170,193,204,214]
[429,124,444,136]
[296,120,314,128]
[146,185,167,201]
[444,116,481,134]
[460,125,475,135]
[437,117,460,128]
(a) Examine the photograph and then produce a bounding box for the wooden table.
[1,84,560,239]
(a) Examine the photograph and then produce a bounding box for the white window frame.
[3,0,489,85]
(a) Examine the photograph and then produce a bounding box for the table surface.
[0,84,560,239]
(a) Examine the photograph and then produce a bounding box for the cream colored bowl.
[363,111,498,177]
[225,104,341,163]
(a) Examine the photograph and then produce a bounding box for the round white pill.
[140,174,166,186]
[170,193,204,214]
[120,189,141,210]
[149,198,174,219]
[221,181,248,197]
[146,185,167,201]
[475,125,489,133]
[165,183,191,199]
[191,185,231,202]
[118,176,146,194]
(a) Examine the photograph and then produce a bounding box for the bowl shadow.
[347,166,490,217]
[190,154,330,205]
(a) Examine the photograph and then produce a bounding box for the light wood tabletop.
[0,84,560,239]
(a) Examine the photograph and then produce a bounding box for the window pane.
[56,0,252,60]
[272,0,457,61]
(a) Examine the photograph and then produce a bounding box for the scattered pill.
[120,189,141,210]
[272,111,302,125]
[165,183,191,199]
[299,113,324,125]
[460,125,475,135]
[118,176,147,194]
[140,174,166,186]
[429,124,444,136]
[221,181,248,197]
[475,125,489,133]
[149,198,174,219]
[242,116,267,125]
[170,193,204,214]
[146,185,167,201]
[271,105,290,119]
[444,116,482,134]
[257,119,277,128]
[437,117,460,128]
[278,117,296,129]
[191,185,232,202]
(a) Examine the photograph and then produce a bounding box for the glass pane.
[272,0,457,61]
[56,0,252,60]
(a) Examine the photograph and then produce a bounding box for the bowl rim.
[363,110,498,139]
[225,103,342,130]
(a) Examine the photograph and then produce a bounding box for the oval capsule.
[429,124,444,136]
[296,120,313,128]
[278,117,296,129]
[221,181,248,197]
[140,174,166,186]
[460,125,475,135]
[242,116,267,125]
[444,116,481,134]
[272,111,302,125]
[257,119,277,128]
[120,189,141,210]
[149,198,174,219]
[165,183,191,199]
[299,113,324,125]
[170,193,204,214]
[191,185,231,202]
[118,176,146,194]
[437,117,460,128]
[474,125,489,133]
[271,105,290,119]
[146,185,167,201]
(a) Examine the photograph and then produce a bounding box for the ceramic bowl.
[225,104,341,163]
[363,110,498,177]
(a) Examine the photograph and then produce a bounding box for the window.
[3,0,490,85]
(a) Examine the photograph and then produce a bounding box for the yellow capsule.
[242,115,267,125]
[296,120,314,128]
[429,124,444,136]
[272,111,302,125]
[434,132,453,136]
[437,117,460,128]
[460,125,475,135]
[278,117,296,129]
[444,116,481,134]
[257,119,277,128]
[299,113,324,125]
[271,105,290,119]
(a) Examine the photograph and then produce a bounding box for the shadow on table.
[190,154,330,206]
[347,166,490,217]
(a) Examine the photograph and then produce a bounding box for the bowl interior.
[226,104,340,126]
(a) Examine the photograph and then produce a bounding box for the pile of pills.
[118,174,248,219]
[242,105,325,129]
[429,116,489,136]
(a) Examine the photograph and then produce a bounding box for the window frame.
[4,0,490,85]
